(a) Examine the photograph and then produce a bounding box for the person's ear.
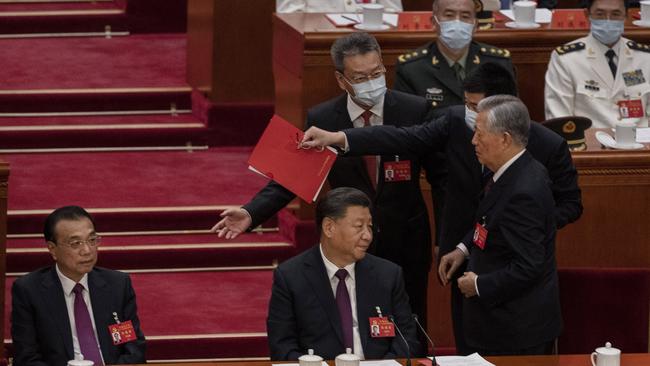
[322,217,336,238]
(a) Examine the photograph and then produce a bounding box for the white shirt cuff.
[474,275,480,297]
[456,243,469,257]
[343,133,351,153]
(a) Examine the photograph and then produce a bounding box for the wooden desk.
[272,11,650,126]
[142,354,650,366]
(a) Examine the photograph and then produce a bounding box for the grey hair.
[477,95,530,147]
[330,32,381,72]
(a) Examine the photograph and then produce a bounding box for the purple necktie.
[335,269,354,351]
[72,284,104,366]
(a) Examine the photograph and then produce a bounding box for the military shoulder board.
[556,42,585,55]
[479,46,511,58]
[627,41,650,53]
[397,48,429,64]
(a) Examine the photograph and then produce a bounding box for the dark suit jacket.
[266,245,419,360]
[11,267,146,366]
[345,105,582,259]
[244,90,432,270]
[461,151,562,351]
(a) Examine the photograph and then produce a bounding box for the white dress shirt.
[457,149,526,296]
[277,0,403,13]
[320,245,365,359]
[56,265,105,363]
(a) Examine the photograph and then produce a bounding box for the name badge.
[108,320,137,345]
[473,222,488,250]
[384,160,411,182]
[618,99,645,118]
[369,317,395,338]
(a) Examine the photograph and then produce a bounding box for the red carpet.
[5,148,269,211]
[4,269,274,359]
[0,34,186,90]
[7,231,295,273]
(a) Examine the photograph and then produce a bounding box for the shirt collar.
[319,244,356,281]
[56,264,89,296]
[493,149,526,182]
[588,33,622,56]
[346,93,384,123]
[441,48,469,69]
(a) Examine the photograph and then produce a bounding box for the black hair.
[330,32,382,73]
[44,205,96,243]
[463,62,518,97]
[315,187,372,235]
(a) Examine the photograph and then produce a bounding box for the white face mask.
[465,105,478,130]
[436,17,474,50]
[349,75,387,107]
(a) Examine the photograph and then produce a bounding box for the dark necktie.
[605,49,617,78]
[361,111,378,189]
[73,284,104,366]
[452,62,464,81]
[335,269,354,351]
[482,166,494,195]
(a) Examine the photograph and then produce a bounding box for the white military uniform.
[545,34,650,128]
[276,0,403,13]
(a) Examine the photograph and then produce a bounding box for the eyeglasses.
[58,236,102,250]
[341,66,386,84]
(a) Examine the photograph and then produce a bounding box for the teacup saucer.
[595,131,644,150]
[505,21,541,29]
[354,23,390,31]
[633,20,650,28]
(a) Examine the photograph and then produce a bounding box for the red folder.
[248,115,338,202]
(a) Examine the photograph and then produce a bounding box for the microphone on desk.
[412,314,437,366]
[389,315,411,366]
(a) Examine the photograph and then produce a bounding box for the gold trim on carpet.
[10,205,239,215]
[0,123,204,131]
[0,86,192,95]
[0,109,192,118]
[8,242,292,253]
[0,145,208,154]
[0,9,123,16]
[0,31,130,39]
[8,227,279,239]
[8,265,277,276]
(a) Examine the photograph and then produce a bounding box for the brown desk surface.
[140,354,650,366]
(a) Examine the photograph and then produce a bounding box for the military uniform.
[393,41,515,115]
[545,34,650,128]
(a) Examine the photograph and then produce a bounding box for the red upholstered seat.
[558,268,650,354]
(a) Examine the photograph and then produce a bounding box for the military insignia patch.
[584,80,600,92]
[627,41,650,53]
[562,121,576,134]
[556,42,585,55]
[426,87,444,101]
[623,69,646,87]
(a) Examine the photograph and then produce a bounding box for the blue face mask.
[465,105,478,130]
[590,19,625,46]
[436,17,474,50]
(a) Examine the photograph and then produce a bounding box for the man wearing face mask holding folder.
[213,32,432,337]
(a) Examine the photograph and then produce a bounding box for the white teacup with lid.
[299,349,323,366]
[591,342,621,366]
[335,348,360,366]
[68,355,94,366]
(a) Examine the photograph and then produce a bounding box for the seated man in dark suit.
[12,206,146,366]
[267,187,419,360]
[212,32,432,331]
[298,62,580,355]
[439,95,562,355]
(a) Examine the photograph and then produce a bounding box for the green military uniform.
[394,41,515,114]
